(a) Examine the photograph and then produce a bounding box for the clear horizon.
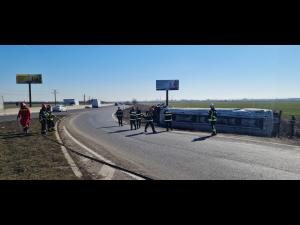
[1,45,300,102]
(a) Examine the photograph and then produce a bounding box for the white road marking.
[63,126,115,180]
[63,125,144,180]
[55,123,83,179]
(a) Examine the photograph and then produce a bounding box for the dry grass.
[0,118,78,180]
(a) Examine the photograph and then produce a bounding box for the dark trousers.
[145,122,156,133]
[40,119,47,134]
[165,121,172,131]
[210,122,217,135]
[47,120,55,131]
[130,120,136,130]
[137,119,141,129]
[117,117,123,126]
[22,126,28,134]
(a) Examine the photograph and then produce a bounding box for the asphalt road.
[44,106,300,179]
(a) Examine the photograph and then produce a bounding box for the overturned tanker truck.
[154,107,281,137]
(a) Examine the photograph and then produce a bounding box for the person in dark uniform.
[39,104,49,135]
[136,107,142,129]
[129,106,137,130]
[46,104,56,132]
[164,109,173,131]
[208,103,217,136]
[289,115,296,138]
[143,110,157,133]
[116,107,124,126]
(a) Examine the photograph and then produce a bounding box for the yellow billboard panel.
[16,74,42,84]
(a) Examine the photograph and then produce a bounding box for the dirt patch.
[0,117,78,180]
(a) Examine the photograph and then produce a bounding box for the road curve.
[64,106,300,180]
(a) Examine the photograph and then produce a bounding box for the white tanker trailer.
[158,107,280,137]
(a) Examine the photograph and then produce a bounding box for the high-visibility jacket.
[39,109,49,122]
[129,111,137,121]
[164,112,172,122]
[208,109,217,122]
[136,110,142,120]
[144,114,154,122]
[46,110,55,121]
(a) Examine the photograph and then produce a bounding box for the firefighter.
[164,109,173,131]
[289,115,296,138]
[136,107,142,129]
[46,105,56,132]
[129,106,137,130]
[143,110,157,134]
[39,104,49,135]
[17,102,31,134]
[208,103,217,136]
[116,107,124,126]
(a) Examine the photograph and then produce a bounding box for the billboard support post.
[16,74,42,108]
[156,80,179,107]
[166,90,169,106]
[28,83,32,107]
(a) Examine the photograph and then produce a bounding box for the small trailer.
[91,99,101,108]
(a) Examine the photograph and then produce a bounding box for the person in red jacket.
[17,102,31,134]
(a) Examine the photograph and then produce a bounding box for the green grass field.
[142,101,300,119]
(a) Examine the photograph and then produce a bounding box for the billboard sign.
[16,74,42,84]
[156,80,179,91]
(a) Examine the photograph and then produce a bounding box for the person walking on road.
[208,103,217,136]
[129,106,137,130]
[17,102,31,134]
[164,109,173,131]
[116,107,124,126]
[136,107,142,129]
[143,110,157,134]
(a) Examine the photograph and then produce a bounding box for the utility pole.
[29,83,32,107]
[52,89,58,106]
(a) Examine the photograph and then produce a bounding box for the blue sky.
[0,45,300,102]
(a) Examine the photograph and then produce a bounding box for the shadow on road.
[145,131,167,135]
[126,132,144,137]
[98,125,120,129]
[192,135,212,142]
[108,129,132,134]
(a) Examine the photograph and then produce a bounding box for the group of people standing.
[17,103,56,135]
[115,105,175,134]
[115,103,218,136]
[116,106,158,133]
